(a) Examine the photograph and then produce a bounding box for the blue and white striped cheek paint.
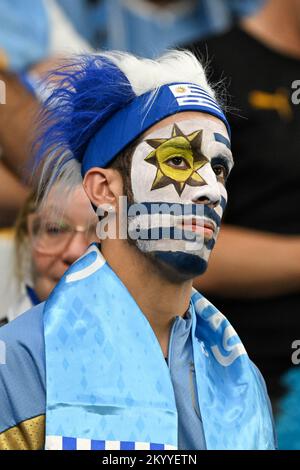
[129,118,233,277]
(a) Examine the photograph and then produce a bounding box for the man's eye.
[212,164,228,183]
[166,156,189,169]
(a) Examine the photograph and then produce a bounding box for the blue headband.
[82,82,230,175]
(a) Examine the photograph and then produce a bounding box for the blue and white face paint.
[129,116,233,278]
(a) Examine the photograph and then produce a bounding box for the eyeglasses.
[28,216,99,254]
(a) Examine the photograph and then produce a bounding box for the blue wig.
[35,54,136,178]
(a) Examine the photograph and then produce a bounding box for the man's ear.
[83,167,121,209]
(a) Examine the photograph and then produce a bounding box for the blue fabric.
[0,304,46,434]
[0,0,49,71]
[26,286,41,307]
[105,0,206,58]
[58,0,108,49]
[0,246,275,449]
[0,301,207,449]
[58,0,265,58]
[276,368,300,450]
[167,312,206,449]
[0,0,265,72]
[168,311,274,450]
[43,244,275,449]
[82,82,230,175]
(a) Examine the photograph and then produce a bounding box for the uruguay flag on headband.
[169,83,223,115]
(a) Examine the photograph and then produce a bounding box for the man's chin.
[152,251,208,282]
[126,236,210,282]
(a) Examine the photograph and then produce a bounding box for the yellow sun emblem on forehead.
[145,124,208,196]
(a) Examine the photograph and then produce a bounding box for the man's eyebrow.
[214,132,231,150]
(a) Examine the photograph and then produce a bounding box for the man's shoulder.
[0,301,45,346]
[0,303,46,442]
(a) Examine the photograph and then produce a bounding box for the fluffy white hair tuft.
[99,49,214,98]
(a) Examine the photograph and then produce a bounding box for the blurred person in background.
[0,0,91,227]
[0,182,98,326]
[185,0,300,447]
[58,0,264,58]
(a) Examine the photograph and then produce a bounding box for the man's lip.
[181,217,216,231]
[178,217,216,238]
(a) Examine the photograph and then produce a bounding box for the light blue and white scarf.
[44,244,275,450]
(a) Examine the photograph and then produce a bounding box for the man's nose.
[62,232,88,265]
[192,183,221,208]
[191,165,222,208]
[193,194,220,208]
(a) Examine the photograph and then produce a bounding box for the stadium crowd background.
[0,0,299,450]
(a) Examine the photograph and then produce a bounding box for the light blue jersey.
[0,300,275,450]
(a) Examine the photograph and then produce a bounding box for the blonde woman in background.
[1,183,98,324]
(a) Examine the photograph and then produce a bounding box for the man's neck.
[101,240,193,358]
[241,0,300,59]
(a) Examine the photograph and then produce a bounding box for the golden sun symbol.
[145,124,208,196]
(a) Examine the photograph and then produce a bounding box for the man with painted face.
[122,117,232,280]
[0,51,275,450]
